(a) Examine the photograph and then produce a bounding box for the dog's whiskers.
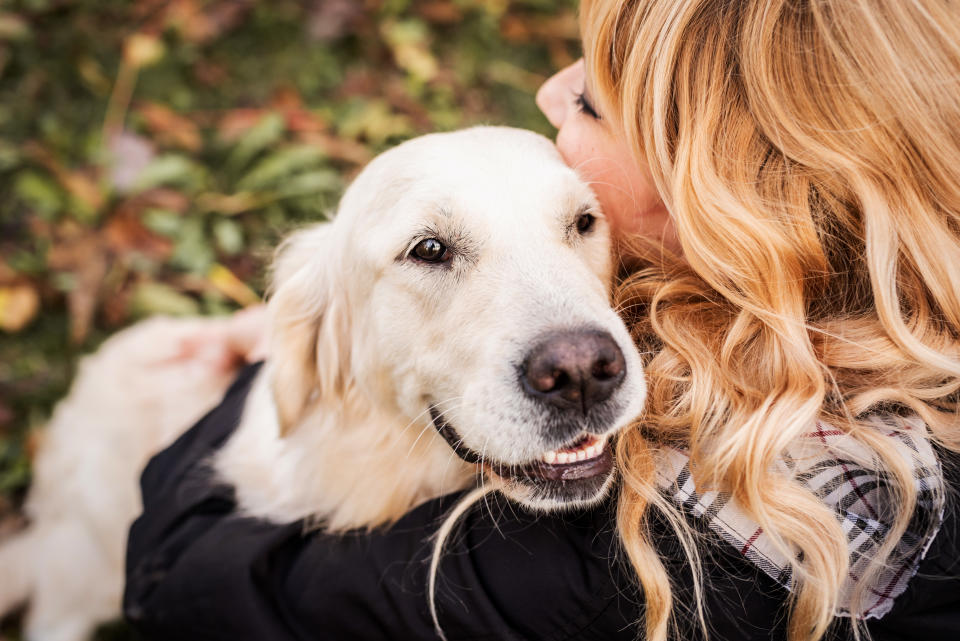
[402,397,465,461]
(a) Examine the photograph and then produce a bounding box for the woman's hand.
[173,305,270,374]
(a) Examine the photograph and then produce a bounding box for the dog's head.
[268,127,645,510]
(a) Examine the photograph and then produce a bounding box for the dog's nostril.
[593,356,623,381]
[521,329,626,414]
[530,369,573,395]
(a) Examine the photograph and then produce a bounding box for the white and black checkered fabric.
[655,414,944,620]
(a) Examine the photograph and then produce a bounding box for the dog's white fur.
[0,127,645,640]
[0,317,241,641]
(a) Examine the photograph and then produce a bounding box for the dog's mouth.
[429,407,615,488]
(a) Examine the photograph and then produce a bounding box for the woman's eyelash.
[575,92,601,120]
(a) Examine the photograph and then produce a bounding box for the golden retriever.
[0,127,645,641]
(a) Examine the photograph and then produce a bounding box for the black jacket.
[124,364,960,640]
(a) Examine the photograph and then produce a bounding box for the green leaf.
[131,154,205,193]
[213,218,244,255]
[170,218,214,274]
[142,208,183,237]
[275,169,342,199]
[236,144,326,192]
[225,112,286,174]
[14,170,62,218]
[130,282,200,317]
[337,99,413,145]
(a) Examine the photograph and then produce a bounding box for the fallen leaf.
[76,55,111,95]
[21,142,105,216]
[165,0,253,44]
[131,153,206,193]
[130,281,201,317]
[381,19,438,82]
[485,60,546,93]
[297,131,372,165]
[0,399,11,432]
[337,99,413,144]
[0,259,17,285]
[275,169,341,199]
[284,108,328,134]
[164,0,216,43]
[47,231,109,343]
[207,263,259,306]
[217,109,269,142]
[224,112,286,172]
[0,283,39,332]
[213,219,244,255]
[170,218,214,274]
[134,188,191,213]
[237,144,326,191]
[192,59,228,86]
[195,191,261,216]
[123,32,166,69]
[13,170,62,218]
[0,12,30,41]
[138,102,202,152]
[103,210,173,259]
[417,2,463,24]
[307,0,362,41]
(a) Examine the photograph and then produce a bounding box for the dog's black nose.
[521,329,626,413]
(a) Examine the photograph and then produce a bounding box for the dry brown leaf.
[417,1,463,24]
[103,210,173,258]
[0,283,40,332]
[22,141,106,213]
[501,13,579,44]
[134,188,191,214]
[195,191,261,216]
[139,102,203,152]
[166,0,253,44]
[217,108,268,142]
[0,258,18,286]
[297,131,372,165]
[192,59,229,87]
[47,231,110,343]
[285,109,328,134]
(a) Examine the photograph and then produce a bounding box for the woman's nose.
[536,59,584,130]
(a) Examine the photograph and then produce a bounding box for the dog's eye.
[412,238,449,263]
[575,212,596,235]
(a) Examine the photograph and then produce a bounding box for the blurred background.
[0,0,579,637]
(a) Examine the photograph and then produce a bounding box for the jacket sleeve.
[122,364,640,641]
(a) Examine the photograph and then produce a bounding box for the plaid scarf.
[655,414,944,620]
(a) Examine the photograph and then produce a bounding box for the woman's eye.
[412,238,449,263]
[575,212,596,235]
[575,92,601,120]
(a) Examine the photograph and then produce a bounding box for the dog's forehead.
[345,127,594,232]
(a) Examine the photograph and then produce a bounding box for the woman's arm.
[134,360,960,641]
[122,363,641,641]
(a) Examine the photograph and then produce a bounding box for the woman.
[124,1,960,639]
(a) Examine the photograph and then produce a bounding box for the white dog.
[0,127,646,641]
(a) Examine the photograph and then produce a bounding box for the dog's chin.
[429,406,619,510]
[489,451,618,511]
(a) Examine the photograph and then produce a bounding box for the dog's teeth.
[540,435,610,466]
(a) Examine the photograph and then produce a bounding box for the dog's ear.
[268,223,351,436]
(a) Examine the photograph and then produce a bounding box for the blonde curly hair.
[579,1,960,639]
